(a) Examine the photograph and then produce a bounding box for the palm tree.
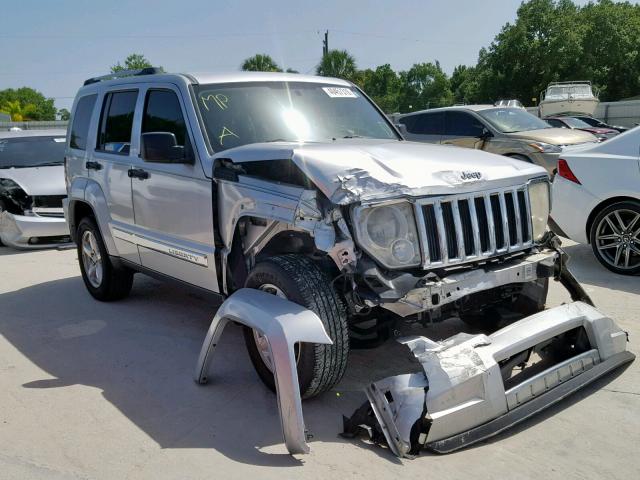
[0,100,36,121]
[241,54,282,72]
[316,50,357,81]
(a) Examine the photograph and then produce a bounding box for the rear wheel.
[590,201,640,275]
[243,254,349,399]
[77,217,134,301]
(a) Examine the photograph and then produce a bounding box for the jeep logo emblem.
[461,171,482,181]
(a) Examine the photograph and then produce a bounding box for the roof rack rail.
[83,67,165,86]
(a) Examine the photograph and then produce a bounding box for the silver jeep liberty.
[64,69,565,398]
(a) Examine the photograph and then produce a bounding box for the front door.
[129,85,218,291]
[441,111,488,150]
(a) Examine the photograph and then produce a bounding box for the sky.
[0,0,627,111]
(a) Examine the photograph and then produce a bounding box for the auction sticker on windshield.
[322,87,358,98]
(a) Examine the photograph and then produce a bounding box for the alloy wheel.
[594,209,640,271]
[81,230,103,288]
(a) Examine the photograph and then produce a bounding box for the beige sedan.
[395,105,597,172]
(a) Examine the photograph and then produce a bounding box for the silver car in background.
[0,129,70,248]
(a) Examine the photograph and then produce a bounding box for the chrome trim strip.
[451,200,465,260]
[414,203,431,266]
[468,196,482,257]
[112,227,209,267]
[434,201,448,264]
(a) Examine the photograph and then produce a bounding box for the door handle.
[128,168,149,180]
[85,161,102,170]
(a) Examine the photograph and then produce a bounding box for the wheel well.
[226,221,319,293]
[69,201,95,243]
[585,196,640,243]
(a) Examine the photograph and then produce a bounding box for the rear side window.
[409,112,444,135]
[70,94,97,150]
[444,111,485,137]
[97,90,138,154]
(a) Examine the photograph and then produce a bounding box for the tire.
[76,217,134,301]
[460,278,548,331]
[590,200,640,275]
[243,254,349,399]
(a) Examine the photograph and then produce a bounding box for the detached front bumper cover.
[343,301,634,458]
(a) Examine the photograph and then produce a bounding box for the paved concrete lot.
[0,240,638,479]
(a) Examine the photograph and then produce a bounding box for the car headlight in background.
[528,142,562,154]
[354,202,421,268]
[529,180,550,241]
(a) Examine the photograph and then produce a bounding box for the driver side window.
[141,89,193,163]
[444,111,485,137]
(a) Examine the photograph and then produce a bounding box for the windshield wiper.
[342,135,365,138]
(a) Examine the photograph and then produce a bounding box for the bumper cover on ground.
[344,301,634,457]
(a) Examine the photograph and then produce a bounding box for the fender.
[194,288,333,455]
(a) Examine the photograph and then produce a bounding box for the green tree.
[398,62,453,112]
[357,64,402,112]
[450,65,480,104]
[0,87,56,120]
[111,53,156,73]
[58,108,71,121]
[316,49,357,81]
[579,0,640,100]
[241,54,282,72]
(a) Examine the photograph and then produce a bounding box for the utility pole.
[322,30,329,56]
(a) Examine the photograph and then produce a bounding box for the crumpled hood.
[0,165,66,195]
[215,139,547,204]
[505,128,596,145]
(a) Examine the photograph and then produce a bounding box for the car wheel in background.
[77,217,134,300]
[590,200,640,275]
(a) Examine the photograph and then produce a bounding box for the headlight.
[529,142,562,154]
[529,180,550,241]
[353,202,421,268]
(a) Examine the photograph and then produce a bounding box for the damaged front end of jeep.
[210,142,633,457]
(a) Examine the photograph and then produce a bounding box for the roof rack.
[83,67,165,86]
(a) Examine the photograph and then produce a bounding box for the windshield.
[477,108,552,133]
[559,117,595,129]
[0,136,66,169]
[194,81,398,151]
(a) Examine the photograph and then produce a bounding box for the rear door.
[441,111,487,149]
[400,111,444,143]
[129,84,218,291]
[91,88,141,264]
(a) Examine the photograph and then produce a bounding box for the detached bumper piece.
[343,302,634,458]
[194,288,333,455]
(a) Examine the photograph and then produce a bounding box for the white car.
[550,127,640,275]
[0,129,70,248]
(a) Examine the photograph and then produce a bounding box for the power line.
[0,31,314,39]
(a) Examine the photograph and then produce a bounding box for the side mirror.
[478,127,493,139]
[395,123,408,136]
[141,132,193,164]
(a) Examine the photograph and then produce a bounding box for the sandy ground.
[0,240,638,479]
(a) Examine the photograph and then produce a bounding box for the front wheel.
[243,254,349,399]
[590,201,640,275]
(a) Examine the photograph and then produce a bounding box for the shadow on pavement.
[562,242,640,295]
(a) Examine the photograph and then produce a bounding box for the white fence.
[527,99,640,127]
[0,120,68,131]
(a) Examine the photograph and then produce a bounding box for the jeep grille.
[415,185,533,267]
